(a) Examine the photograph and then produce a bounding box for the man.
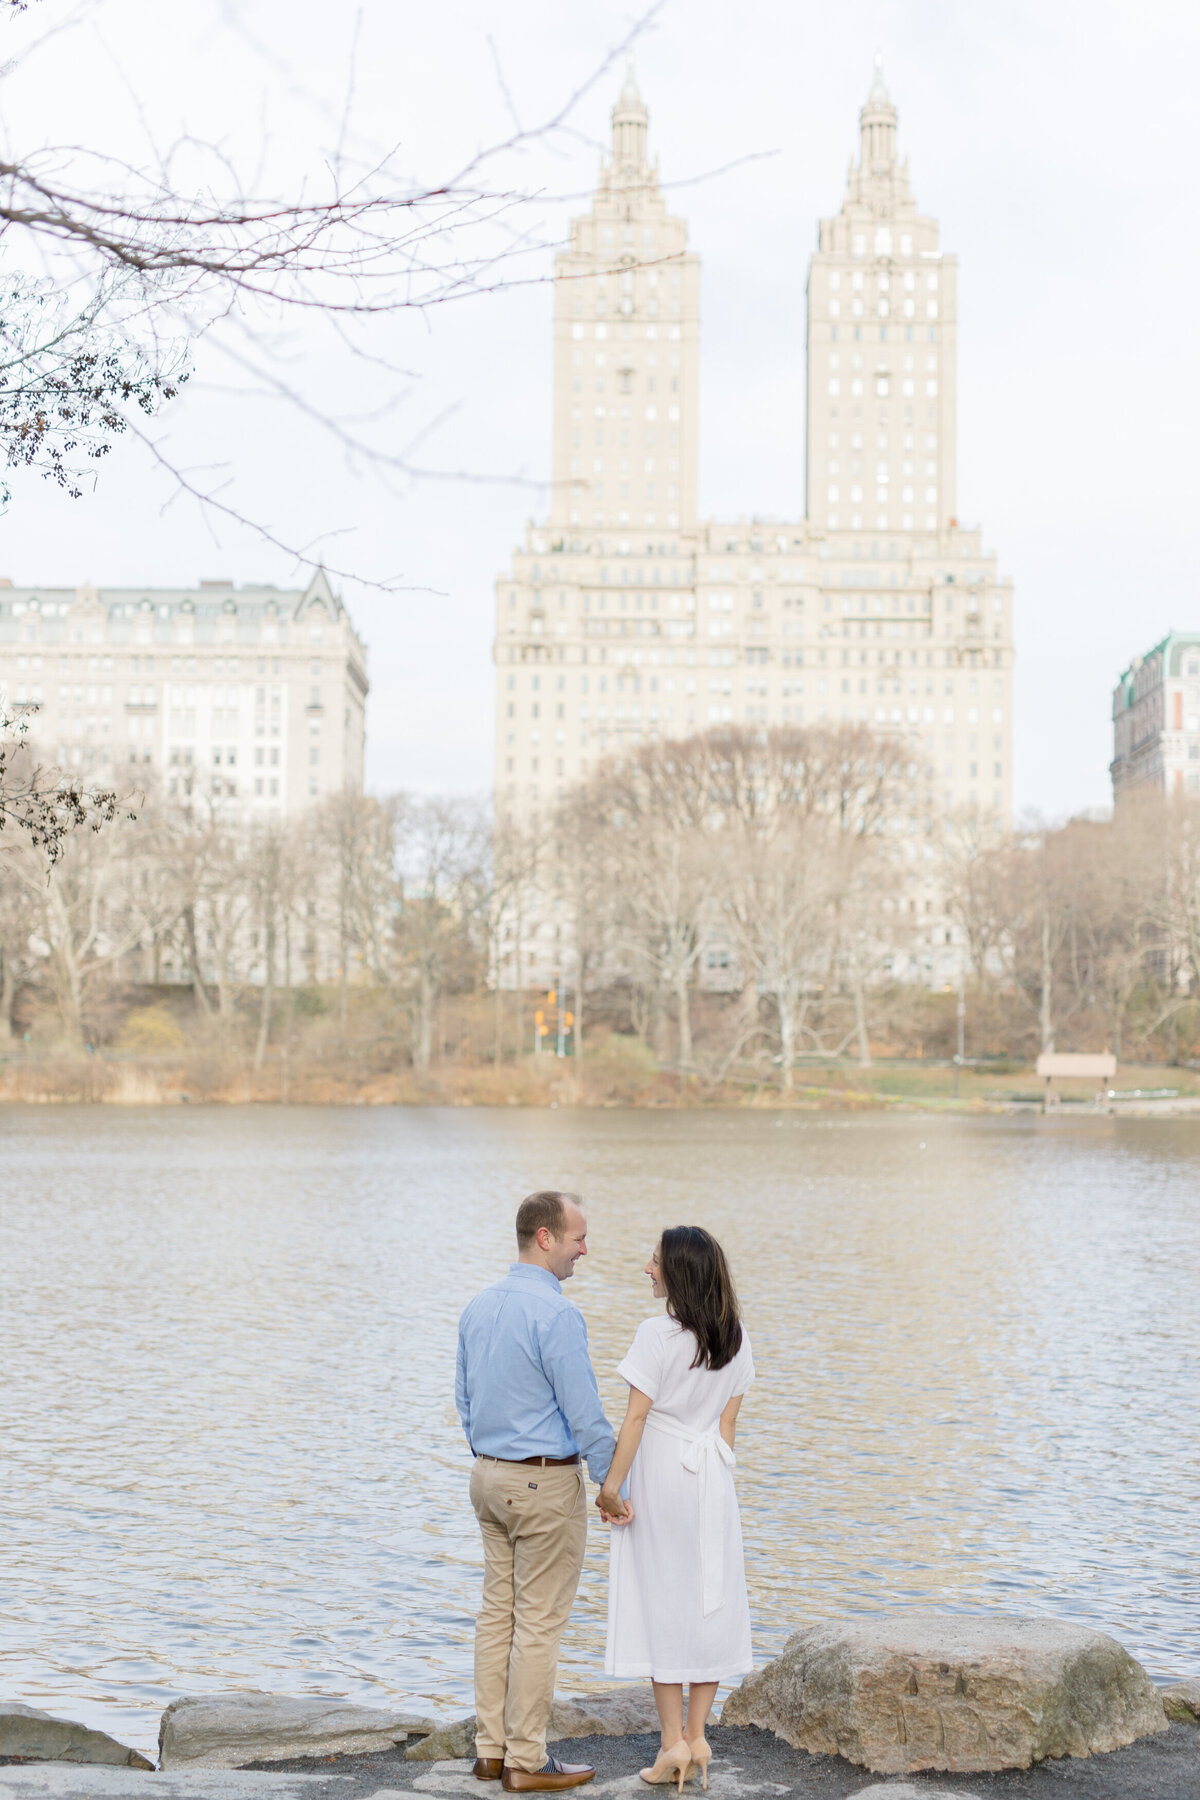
[456,1191,616,1792]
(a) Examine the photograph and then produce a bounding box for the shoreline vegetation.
[7,770,1200,1115]
[3,1030,1200,1112]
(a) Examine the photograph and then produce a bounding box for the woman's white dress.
[605,1314,754,1683]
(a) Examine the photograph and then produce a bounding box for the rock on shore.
[1163,1680,1200,1724]
[404,1689,660,1761]
[158,1693,436,1769]
[720,1616,1168,1774]
[0,1703,153,1769]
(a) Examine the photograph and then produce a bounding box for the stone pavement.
[2,1725,1199,1800]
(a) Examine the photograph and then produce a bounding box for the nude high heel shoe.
[639,1740,692,1793]
[684,1738,711,1791]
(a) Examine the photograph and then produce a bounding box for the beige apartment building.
[0,568,367,818]
[494,61,1014,844]
[1111,632,1200,797]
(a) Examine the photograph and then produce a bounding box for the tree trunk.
[650,983,669,1061]
[413,969,435,1077]
[1039,914,1054,1053]
[778,993,796,1093]
[217,954,231,1019]
[1167,983,1180,1065]
[338,880,349,1036]
[675,965,693,1069]
[574,958,584,1069]
[512,901,524,1061]
[0,952,15,1042]
[183,903,213,1017]
[254,920,275,1071]
[46,883,86,1051]
[853,970,871,1067]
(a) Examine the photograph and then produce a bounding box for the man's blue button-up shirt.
[455,1263,616,1485]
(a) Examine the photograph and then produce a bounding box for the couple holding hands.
[455,1191,753,1794]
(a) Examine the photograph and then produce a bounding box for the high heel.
[639,1740,691,1793]
[685,1737,711,1791]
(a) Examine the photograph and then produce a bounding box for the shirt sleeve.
[454,1315,473,1450]
[732,1327,755,1397]
[540,1305,617,1485]
[617,1318,666,1400]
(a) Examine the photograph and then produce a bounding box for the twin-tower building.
[494,61,1014,825]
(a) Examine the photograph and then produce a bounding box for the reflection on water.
[0,1106,1196,1758]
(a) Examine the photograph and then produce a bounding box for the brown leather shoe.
[501,1758,596,1791]
[474,1759,505,1781]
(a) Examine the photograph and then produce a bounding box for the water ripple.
[0,1107,1196,1760]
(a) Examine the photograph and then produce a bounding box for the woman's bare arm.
[596,1385,653,1522]
[719,1394,743,1450]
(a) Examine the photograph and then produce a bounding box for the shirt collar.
[508,1262,562,1292]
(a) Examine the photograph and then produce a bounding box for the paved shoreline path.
[4,1726,1200,1800]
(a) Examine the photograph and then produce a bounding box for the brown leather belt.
[478,1453,580,1467]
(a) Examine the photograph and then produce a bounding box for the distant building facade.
[493,61,1014,836]
[0,569,368,818]
[1111,631,1200,798]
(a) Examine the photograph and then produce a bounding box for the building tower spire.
[611,60,649,174]
[859,52,898,170]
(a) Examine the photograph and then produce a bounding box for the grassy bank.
[3,1037,1199,1113]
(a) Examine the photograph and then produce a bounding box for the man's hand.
[595,1485,634,1526]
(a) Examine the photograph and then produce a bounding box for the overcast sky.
[1,0,1196,820]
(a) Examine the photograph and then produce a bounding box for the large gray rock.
[849,1788,986,1799]
[405,1688,660,1761]
[549,1689,660,1739]
[0,1704,153,1770]
[720,1616,1168,1775]
[404,1715,476,1762]
[157,1692,436,1769]
[1163,1679,1200,1724]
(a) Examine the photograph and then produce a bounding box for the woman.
[597,1226,754,1792]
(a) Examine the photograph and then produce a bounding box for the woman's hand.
[595,1485,634,1525]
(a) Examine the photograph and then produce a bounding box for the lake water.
[1,1106,1197,1760]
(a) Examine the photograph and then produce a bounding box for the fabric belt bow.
[644,1413,736,1617]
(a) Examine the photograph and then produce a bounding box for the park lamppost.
[953,963,966,1099]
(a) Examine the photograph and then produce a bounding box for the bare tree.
[713,725,899,1090]
[392,796,489,1078]
[0,3,669,577]
[550,786,620,1070]
[10,815,170,1047]
[1,707,123,871]
[573,738,717,1070]
[0,867,38,1038]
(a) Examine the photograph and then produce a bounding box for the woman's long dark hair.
[659,1226,743,1371]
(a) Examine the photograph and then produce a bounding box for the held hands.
[595,1485,634,1526]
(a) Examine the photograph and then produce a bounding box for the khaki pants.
[470,1457,588,1773]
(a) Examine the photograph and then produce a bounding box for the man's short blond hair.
[515,1190,580,1249]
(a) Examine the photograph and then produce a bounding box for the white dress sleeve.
[731,1327,755,1396]
[617,1318,666,1400]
